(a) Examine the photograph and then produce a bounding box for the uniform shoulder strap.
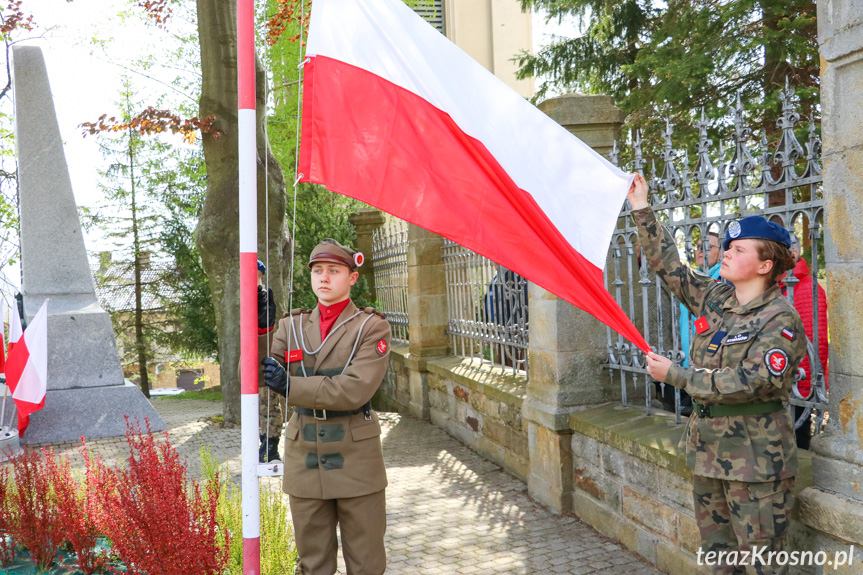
[287,308,313,318]
[361,306,386,320]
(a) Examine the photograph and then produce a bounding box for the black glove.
[262,357,289,397]
[258,285,276,329]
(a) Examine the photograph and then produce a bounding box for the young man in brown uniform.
[262,239,391,575]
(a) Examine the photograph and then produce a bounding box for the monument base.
[0,427,21,461]
[8,383,168,445]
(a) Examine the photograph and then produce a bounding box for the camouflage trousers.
[693,474,795,575]
[259,385,286,438]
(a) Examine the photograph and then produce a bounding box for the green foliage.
[518,0,819,155]
[169,389,224,401]
[87,78,216,392]
[200,446,297,574]
[261,0,370,311]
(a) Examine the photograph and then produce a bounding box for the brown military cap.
[308,238,361,270]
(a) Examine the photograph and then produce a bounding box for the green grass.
[166,389,224,401]
[200,446,298,574]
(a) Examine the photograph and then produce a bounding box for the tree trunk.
[196,0,290,425]
[129,125,151,399]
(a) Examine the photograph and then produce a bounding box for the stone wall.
[569,405,817,575]
[426,356,529,481]
[375,344,411,414]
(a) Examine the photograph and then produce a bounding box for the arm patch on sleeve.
[765,348,789,376]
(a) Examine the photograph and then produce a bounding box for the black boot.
[265,436,281,462]
[259,434,268,463]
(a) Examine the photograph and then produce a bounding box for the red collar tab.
[694,316,710,335]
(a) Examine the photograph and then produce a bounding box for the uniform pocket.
[285,422,300,441]
[742,477,795,541]
[351,421,382,441]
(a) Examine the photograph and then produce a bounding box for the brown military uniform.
[634,207,806,575]
[269,300,391,575]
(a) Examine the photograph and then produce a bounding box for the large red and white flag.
[5,300,48,436]
[298,0,649,352]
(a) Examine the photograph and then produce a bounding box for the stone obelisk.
[10,46,166,444]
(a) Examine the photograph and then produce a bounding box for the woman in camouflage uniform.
[628,173,806,575]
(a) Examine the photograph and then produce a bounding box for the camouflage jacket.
[634,207,806,482]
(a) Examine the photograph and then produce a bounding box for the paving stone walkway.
[38,398,662,575]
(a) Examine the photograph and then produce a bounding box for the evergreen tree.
[517,0,818,155]
[87,79,211,396]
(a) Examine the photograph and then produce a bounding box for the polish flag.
[5,300,48,436]
[299,0,649,352]
[6,302,22,375]
[0,305,5,375]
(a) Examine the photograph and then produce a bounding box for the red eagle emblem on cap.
[376,340,388,355]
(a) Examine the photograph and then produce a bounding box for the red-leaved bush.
[6,448,61,571]
[45,448,109,574]
[0,463,17,565]
[83,418,229,575]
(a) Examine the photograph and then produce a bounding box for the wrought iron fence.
[442,239,529,377]
[371,218,409,342]
[606,83,826,439]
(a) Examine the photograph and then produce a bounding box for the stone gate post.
[795,5,863,570]
[405,224,450,419]
[349,208,385,303]
[525,94,626,512]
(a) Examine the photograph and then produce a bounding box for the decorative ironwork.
[371,219,409,342]
[608,85,826,438]
[442,239,529,377]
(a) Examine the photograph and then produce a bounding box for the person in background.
[656,231,723,415]
[782,232,829,450]
[256,259,283,463]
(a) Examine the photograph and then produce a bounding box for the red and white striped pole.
[237,0,260,573]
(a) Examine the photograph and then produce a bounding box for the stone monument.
[9,45,166,444]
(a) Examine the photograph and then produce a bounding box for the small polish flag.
[5,300,48,436]
[298,0,649,352]
[0,304,5,375]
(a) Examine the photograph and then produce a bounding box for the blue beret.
[723,216,791,251]
[257,259,266,274]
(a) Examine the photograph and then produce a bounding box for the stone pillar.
[524,94,625,513]
[405,224,450,419]
[795,4,863,571]
[349,209,385,303]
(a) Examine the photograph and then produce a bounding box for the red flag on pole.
[5,300,48,436]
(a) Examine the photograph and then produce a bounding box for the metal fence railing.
[371,218,409,343]
[606,84,826,439]
[442,239,529,377]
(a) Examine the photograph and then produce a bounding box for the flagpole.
[237,0,261,572]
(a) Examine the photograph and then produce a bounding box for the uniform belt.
[294,402,372,421]
[693,400,784,418]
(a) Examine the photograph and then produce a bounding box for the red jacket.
[782,258,828,397]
